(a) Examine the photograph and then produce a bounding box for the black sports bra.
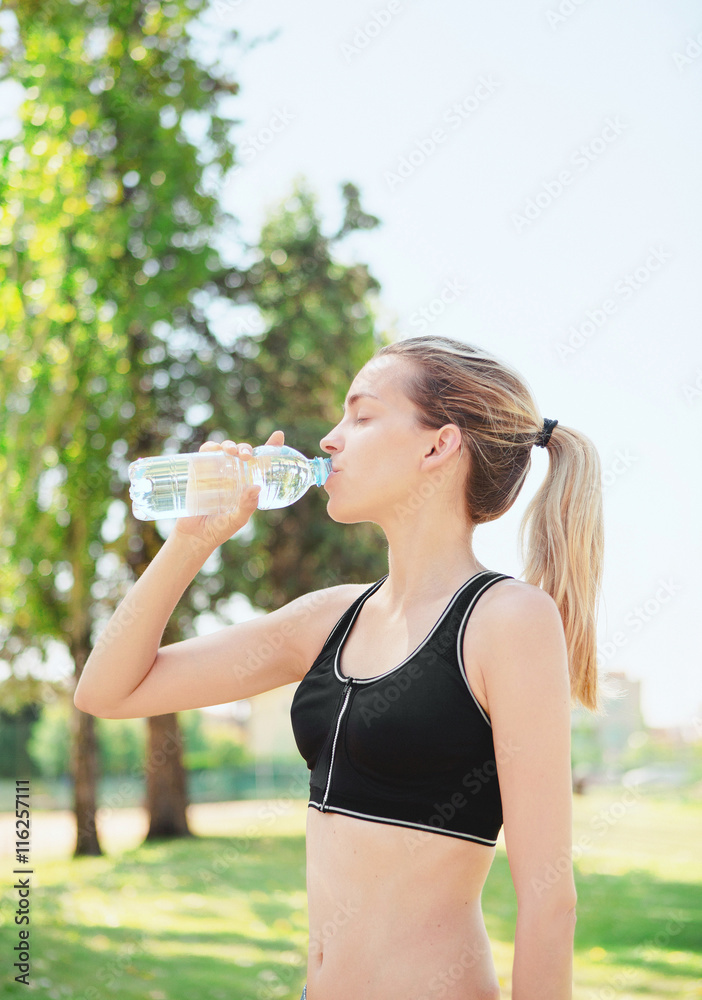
[290,570,514,848]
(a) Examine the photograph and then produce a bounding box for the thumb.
[244,483,262,502]
[267,429,285,446]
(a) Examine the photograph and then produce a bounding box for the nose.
[319,420,342,455]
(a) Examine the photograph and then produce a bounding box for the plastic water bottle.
[128,444,333,521]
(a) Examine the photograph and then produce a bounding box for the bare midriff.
[305,808,501,1000]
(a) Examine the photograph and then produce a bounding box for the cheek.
[360,443,414,495]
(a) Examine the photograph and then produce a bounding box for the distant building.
[571,670,645,773]
[245,683,301,759]
[597,671,645,762]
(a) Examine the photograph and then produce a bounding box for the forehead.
[348,355,412,402]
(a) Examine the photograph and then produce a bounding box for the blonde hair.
[373,335,604,713]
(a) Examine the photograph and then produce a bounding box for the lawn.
[0,789,700,999]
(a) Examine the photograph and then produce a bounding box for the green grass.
[0,790,700,998]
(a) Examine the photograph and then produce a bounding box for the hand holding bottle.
[174,430,285,551]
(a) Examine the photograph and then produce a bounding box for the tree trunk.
[70,705,102,856]
[144,713,193,840]
[70,619,102,858]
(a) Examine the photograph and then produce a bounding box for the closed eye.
[355,417,368,424]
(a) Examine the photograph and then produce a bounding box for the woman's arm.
[74,434,372,720]
[471,582,577,1000]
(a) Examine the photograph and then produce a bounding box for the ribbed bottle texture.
[128,445,333,521]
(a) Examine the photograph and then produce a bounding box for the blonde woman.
[76,335,604,999]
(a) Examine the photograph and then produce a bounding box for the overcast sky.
[3,1,701,729]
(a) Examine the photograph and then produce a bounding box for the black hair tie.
[535,417,558,448]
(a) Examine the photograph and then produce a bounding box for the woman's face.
[319,355,460,526]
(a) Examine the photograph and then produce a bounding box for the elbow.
[73,690,97,716]
[73,691,140,720]
[518,884,578,922]
[73,686,106,718]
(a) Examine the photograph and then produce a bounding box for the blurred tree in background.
[0,0,243,853]
[0,1,390,856]
[174,177,389,614]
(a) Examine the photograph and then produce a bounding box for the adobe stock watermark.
[531,782,644,897]
[256,963,306,1000]
[404,739,520,855]
[211,0,249,23]
[512,116,628,233]
[357,661,425,727]
[229,107,296,177]
[229,569,344,682]
[89,596,142,658]
[196,771,312,886]
[309,896,361,953]
[554,245,672,360]
[416,938,490,1000]
[587,912,685,999]
[600,448,638,495]
[545,0,594,30]
[597,577,681,668]
[385,76,501,191]
[72,933,153,1000]
[340,1,404,63]
[671,27,702,72]
[403,276,468,335]
[681,363,702,404]
[75,728,186,844]
[392,463,455,524]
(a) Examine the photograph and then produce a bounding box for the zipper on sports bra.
[321,677,354,811]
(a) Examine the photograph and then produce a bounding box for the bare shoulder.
[465,579,567,707]
[474,577,561,628]
[288,582,374,679]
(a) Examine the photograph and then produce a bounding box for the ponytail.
[518,424,604,712]
[374,336,605,712]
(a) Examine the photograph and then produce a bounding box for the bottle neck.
[312,456,333,486]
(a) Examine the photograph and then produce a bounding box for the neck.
[375,501,486,612]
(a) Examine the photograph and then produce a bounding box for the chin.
[324,495,376,526]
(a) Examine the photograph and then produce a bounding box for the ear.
[422,424,463,466]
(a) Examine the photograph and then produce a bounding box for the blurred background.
[0,1,700,998]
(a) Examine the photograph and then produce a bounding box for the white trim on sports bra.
[333,570,495,686]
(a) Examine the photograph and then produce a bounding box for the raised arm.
[74,432,362,719]
[471,582,577,1000]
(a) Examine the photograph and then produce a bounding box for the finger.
[221,440,246,457]
[199,441,223,452]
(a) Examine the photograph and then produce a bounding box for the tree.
[0,1,392,856]
[153,176,391,623]
[0,0,243,854]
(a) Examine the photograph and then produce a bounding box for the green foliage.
[189,176,393,613]
[0,702,41,777]
[571,713,604,773]
[26,699,72,778]
[184,730,250,771]
[0,0,391,701]
[27,697,249,777]
[0,0,246,686]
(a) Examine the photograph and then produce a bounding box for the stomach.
[304,808,501,1000]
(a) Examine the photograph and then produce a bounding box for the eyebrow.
[343,392,381,410]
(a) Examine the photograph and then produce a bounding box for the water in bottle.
[128,444,333,521]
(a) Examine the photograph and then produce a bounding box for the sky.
[3,0,702,729]
[197,0,702,730]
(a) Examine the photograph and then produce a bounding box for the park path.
[0,798,309,860]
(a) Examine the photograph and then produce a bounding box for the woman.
[75,335,604,999]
